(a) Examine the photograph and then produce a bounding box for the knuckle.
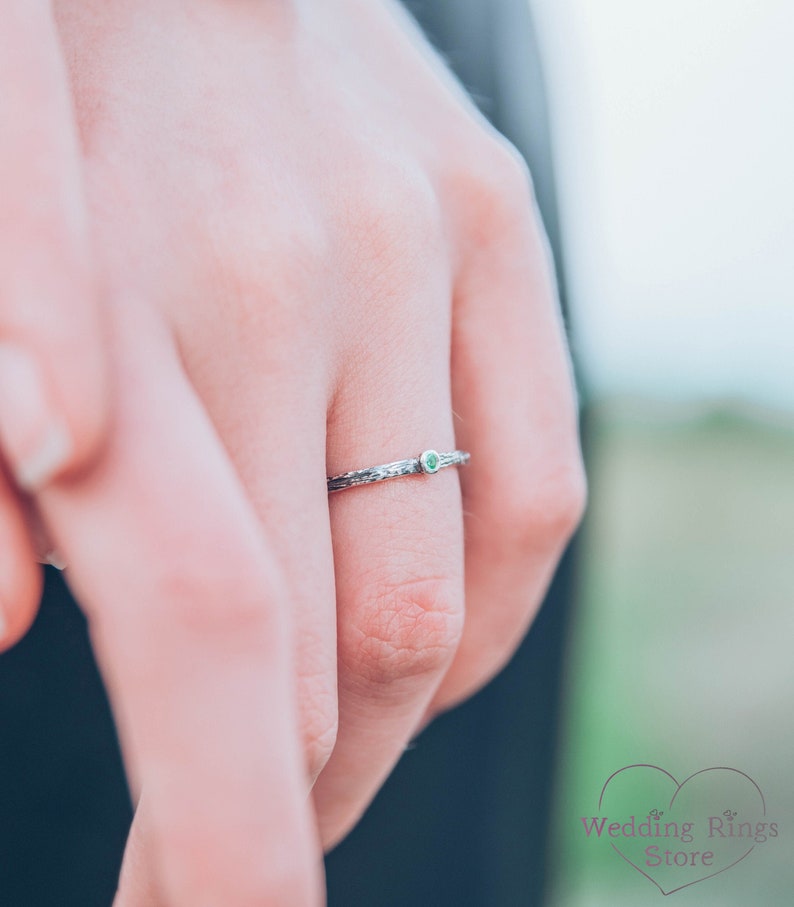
[536,457,588,541]
[344,154,441,269]
[143,545,280,647]
[500,453,588,552]
[346,576,464,687]
[457,136,536,233]
[486,138,534,201]
[208,203,329,331]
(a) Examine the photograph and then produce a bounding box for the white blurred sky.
[530,0,794,409]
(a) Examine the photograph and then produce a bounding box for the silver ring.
[327,449,470,494]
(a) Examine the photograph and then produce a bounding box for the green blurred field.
[546,399,794,907]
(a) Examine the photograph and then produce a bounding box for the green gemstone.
[421,450,441,475]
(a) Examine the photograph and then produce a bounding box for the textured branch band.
[327,449,470,494]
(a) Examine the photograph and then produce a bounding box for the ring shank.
[327,450,470,493]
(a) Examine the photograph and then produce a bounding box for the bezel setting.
[420,449,441,474]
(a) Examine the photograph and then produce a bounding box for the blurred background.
[532,1,794,904]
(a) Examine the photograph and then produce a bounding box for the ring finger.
[313,267,465,849]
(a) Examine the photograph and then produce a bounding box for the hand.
[42,0,585,902]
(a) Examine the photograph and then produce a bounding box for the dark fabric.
[0,570,131,907]
[0,3,578,906]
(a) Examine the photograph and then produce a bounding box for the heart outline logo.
[597,764,766,896]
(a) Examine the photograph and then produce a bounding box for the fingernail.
[0,342,72,491]
[44,550,68,571]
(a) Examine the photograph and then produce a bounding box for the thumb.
[0,2,108,492]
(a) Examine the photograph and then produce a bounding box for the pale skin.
[0,0,586,904]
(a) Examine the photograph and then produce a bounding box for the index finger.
[38,301,321,905]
